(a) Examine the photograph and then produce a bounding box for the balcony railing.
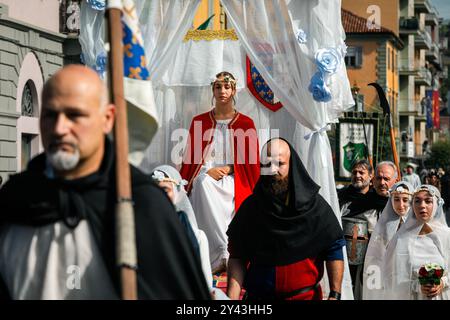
[400,17,419,32]
[415,67,432,86]
[399,58,415,74]
[425,13,438,26]
[426,43,440,61]
[415,100,426,116]
[399,99,415,113]
[400,141,415,158]
[415,29,432,49]
[415,0,432,14]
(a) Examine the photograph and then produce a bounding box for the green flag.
[343,142,367,172]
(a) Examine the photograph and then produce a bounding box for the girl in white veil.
[363,181,413,300]
[382,185,450,300]
[151,165,214,289]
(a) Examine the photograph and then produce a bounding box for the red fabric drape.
[180,110,260,210]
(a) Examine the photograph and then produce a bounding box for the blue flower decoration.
[315,47,342,74]
[296,29,307,44]
[86,0,105,11]
[308,72,332,103]
[94,52,107,77]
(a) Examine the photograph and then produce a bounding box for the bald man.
[226,138,345,300]
[0,65,210,300]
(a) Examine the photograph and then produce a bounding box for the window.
[345,46,363,68]
[21,82,34,117]
[21,134,32,171]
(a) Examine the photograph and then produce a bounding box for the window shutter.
[355,47,363,67]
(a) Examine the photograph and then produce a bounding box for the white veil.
[382,185,450,300]
[363,181,413,300]
[151,165,213,289]
[152,165,197,228]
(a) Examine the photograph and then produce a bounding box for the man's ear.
[103,103,116,134]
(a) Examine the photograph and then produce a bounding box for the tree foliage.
[427,139,450,169]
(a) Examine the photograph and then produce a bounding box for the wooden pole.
[388,117,402,181]
[360,113,374,170]
[106,4,138,300]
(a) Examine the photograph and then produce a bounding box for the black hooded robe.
[0,138,210,300]
[227,138,344,300]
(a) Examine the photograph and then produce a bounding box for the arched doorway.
[16,52,44,171]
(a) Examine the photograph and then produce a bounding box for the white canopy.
[80,0,355,299]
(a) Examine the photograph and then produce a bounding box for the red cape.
[180,110,260,210]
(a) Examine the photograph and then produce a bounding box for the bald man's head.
[40,65,115,179]
[260,138,291,198]
[261,138,291,180]
[42,65,108,110]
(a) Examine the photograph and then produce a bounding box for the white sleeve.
[199,162,212,176]
[411,277,420,293]
[441,275,449,289]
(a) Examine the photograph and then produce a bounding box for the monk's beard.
[261,175,290,200]
[351,178,370,191]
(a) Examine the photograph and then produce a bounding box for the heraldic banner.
[338,120,375,179]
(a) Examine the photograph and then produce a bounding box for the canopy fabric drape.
[79,0,355,299]
[136,0,202,81]
[220,0,354,299]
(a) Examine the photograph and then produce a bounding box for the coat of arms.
[246,56,283,112]
[343,142,366,172]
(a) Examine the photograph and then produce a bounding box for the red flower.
[419,266,428,277]
[435,269,443,278]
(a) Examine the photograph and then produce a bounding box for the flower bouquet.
[418,263,444,285]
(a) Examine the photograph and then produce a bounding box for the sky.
[431,0,450,21]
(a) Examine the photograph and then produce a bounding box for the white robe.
[410,234,447,300]
[402,173,421,190]
[383,186,450,300]
[189,119,234,272]
[363,181,413,300]
[0,221,118,299]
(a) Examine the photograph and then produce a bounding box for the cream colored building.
[0,0,80,183]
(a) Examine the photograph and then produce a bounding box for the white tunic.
[190,119,235,272]
[0,221,118,299]
[410,234,447,300]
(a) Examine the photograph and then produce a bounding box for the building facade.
[342,0,446,167]
[0,0,80,183]
[399,0,446,161]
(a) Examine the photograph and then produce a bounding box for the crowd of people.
[338,160,450,300]
[0,65,449,301]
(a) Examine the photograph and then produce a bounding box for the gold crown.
[211,75,237,86]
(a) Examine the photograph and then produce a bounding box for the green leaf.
[196,14,215,30]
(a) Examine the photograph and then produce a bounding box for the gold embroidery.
[123,4,136,18]
[183,29,239,42]
[140,55,147,68]
[128,67,142,79]
[124,44,133,58]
